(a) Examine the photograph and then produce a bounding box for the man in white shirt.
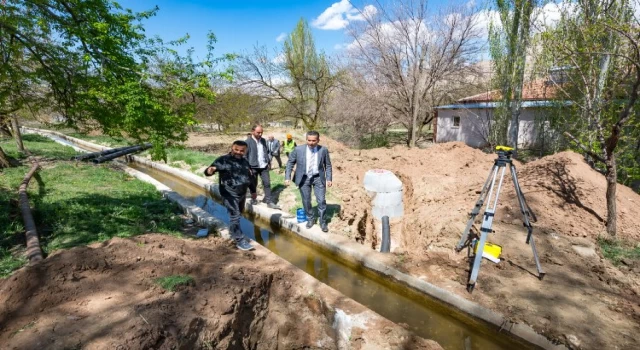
[245,125,280,209]
[284,131,333,232]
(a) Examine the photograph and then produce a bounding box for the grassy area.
[161,147,215,173]
[154,275,194,291]
[66,133,129,147]
[0,135,182,278]
[63,132,215,173]
[598,237,640,265]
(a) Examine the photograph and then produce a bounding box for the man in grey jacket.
[285,130,333,232]
[245,124,280,209]
[267,135,282,169]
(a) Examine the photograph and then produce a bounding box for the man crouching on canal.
[204,141,255,251]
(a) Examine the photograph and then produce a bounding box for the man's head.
[268,135,274,141]
[286,134,292,140]
[251,124,263,139]
[230,140,248,158]
[306,131,320,148]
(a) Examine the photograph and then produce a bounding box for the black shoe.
[306,221,314,229]
[321,223,328,232]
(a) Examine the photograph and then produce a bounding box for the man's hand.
[285,180,290,186]
[327,181,333,187]
[205,166,216,176]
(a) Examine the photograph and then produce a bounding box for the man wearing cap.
[282,134,297,159]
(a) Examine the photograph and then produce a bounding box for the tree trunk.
[508,102,522,154]
[0,146,11,168]
[409,110,418,148]
[11,116,25,152]
[605,153,617,235]
[19,162,43,263]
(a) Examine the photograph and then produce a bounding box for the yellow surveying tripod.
[455,146,545,293]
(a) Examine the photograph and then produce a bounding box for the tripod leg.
[529,233,545,280]
[456,165,497,252]
[468,166,507,292]
[510,164,545,279]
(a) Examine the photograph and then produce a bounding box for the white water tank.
[363,169,403,219]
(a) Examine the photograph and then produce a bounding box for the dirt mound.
[322,139,640,350]
[179,130,640,349]
[516,151,640,240]
[0,235,438,350]
[333,142,504,252]
[333,142,640,248]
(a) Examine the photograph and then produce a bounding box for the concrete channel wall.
[23,127,566,350]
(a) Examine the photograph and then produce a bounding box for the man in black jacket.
[204,141,255,251]
[245,124,280,209]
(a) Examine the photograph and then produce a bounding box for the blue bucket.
[296,208,307,223]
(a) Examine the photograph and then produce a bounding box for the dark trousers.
[299,174,326,224]
[220,185,247,242]
[270,154,282,168]
[249,167,272,203]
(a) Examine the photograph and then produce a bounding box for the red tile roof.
[459,79,560,102]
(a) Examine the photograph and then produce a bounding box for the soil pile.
[182,130,640,349]
[516,151,640,240]
[0,235,439,350]
[325,141,640,350]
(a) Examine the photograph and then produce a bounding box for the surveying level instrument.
[455,145,545,293]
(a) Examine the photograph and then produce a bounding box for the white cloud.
[272,53,286,64]
[276,32,287,42]
[334,43,347,50]
[476,1,580,39]
[475,9,501,38]
[312,0,377,30]
[532,1,579,30]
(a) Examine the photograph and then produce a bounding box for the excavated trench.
[21,128,549,349]
[127,162,535,350]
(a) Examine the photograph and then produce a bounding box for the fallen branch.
[18,162,43,263]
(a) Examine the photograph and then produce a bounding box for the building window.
[453,116,461,128]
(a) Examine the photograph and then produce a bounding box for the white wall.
[436,108,545,149]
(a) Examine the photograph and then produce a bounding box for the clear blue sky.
[117,0,360,60]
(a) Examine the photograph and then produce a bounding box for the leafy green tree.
[0,0,230,166]
[195,87,270,131]
[539,0,639,235]
[237,18,340,129]
[489,0,537,152]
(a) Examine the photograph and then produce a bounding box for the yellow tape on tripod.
[474,241,503,259]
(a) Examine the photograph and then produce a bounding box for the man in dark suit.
[285,130,333,232]
[245,124,280,209]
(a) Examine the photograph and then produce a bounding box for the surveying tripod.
[455,146,545,293]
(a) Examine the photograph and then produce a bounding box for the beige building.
[434,79,568,149]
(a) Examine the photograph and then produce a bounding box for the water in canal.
[128,162,534,350]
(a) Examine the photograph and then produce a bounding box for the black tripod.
[455,146,545,293]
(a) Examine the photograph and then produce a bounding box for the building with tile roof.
[433,76,569,149]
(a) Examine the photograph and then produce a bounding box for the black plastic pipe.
[381,215,391,253]
[92,144,152,163]
[72,144,139,161]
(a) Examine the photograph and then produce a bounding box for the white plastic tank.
[363,169,403,219]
